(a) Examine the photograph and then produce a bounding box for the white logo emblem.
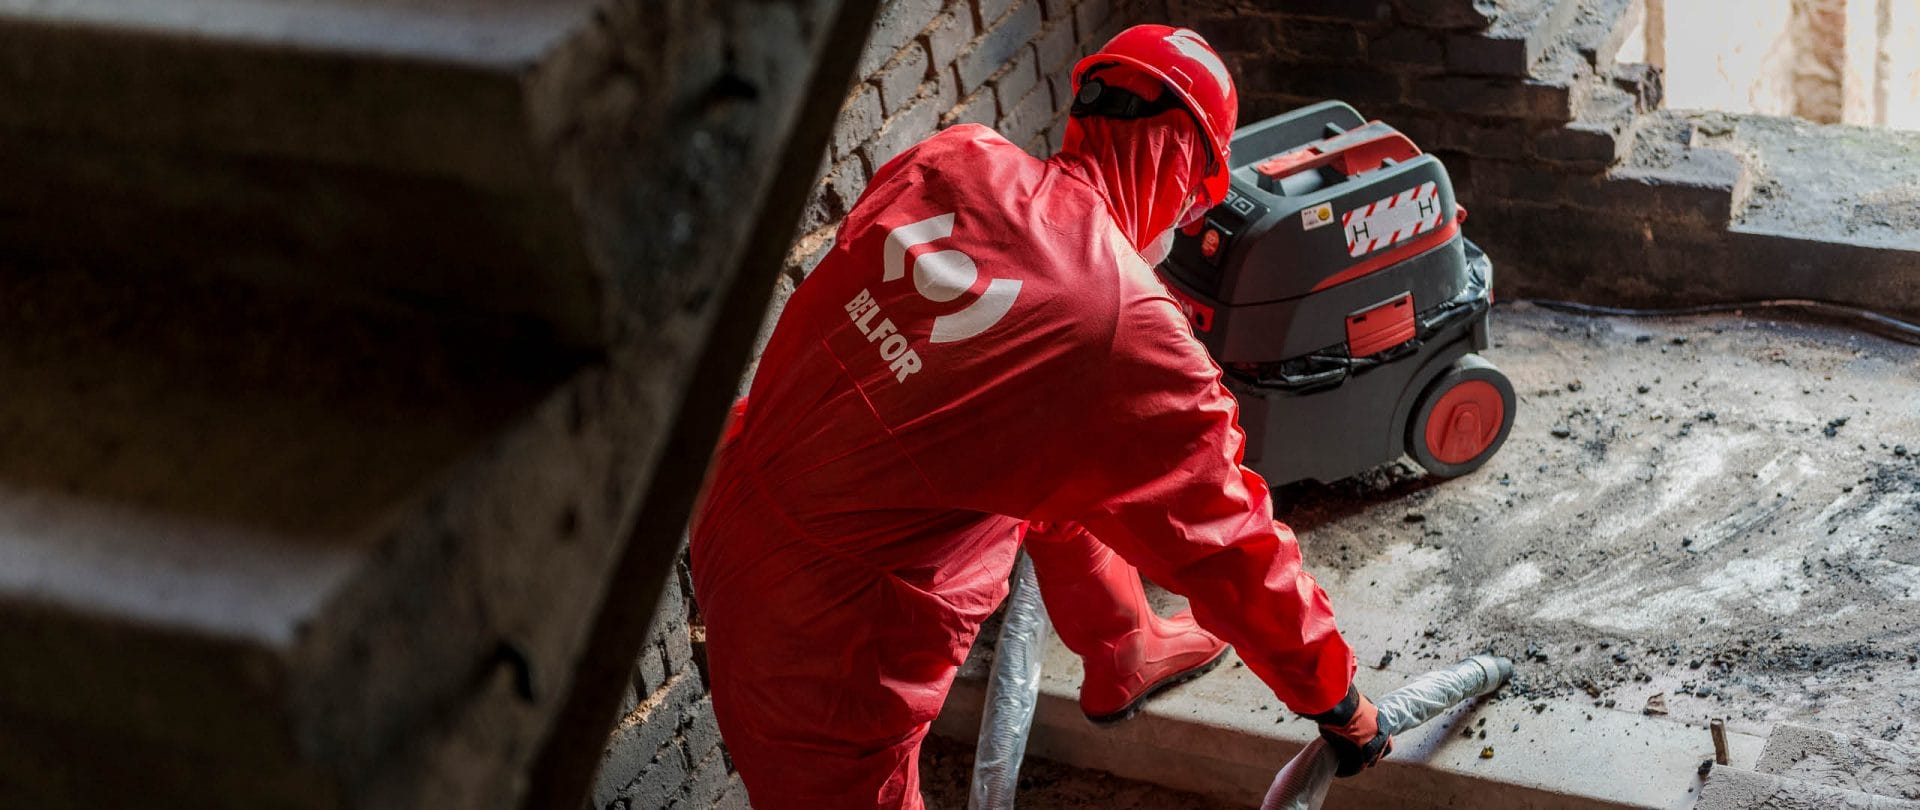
[1164,30,1233,96]
[882,213,1021,343]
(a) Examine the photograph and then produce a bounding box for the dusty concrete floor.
[1284,302,1920,749]
[927,302,1918,806]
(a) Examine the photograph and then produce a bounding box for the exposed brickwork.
[593,561,741,809]
[779,0,1171,281]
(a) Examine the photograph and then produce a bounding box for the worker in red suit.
[690,25,1388,809]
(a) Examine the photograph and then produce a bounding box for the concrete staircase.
[1408,0,1920,320]
[1698,724,1920,809]
[1445,0,1587,78]
[1528,0,1657,169]
[1392,0,1659,165]
[0,0,865,807]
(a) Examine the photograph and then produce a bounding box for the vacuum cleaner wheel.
[1407,353,1515,478]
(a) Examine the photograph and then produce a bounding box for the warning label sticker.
[1301,203,1335,230]
[1343,182,1443,258]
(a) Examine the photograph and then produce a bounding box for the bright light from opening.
[1651,0,1920,131]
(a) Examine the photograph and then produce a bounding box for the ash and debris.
[1280,302,1920,747]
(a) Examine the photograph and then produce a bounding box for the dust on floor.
[1696,110,1920,249]
[1284,301,1920,749]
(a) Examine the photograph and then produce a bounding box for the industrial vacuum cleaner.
[1159,100,1516,485]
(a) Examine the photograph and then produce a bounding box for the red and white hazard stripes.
[1341,182,1443,258]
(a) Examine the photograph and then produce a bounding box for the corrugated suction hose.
[1261,655,1514,810]
[967,552,1053,810]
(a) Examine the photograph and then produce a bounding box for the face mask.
[1143,190,1210,265]
[1141,227,1177,265]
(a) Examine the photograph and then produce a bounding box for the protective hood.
[1050,78,1208,254]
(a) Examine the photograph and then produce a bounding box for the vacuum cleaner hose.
[1529,298,1920,346]
[1260,655,1513,810]
[967,552,1053,810]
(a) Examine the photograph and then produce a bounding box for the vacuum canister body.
[1159,101,1515,485]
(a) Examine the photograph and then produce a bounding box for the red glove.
[1305,684,1392,777]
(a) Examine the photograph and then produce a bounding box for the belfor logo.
[881,213,1022,343]
[840,213,1023,383]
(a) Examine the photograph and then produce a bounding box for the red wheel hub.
[1424,379,1505,465]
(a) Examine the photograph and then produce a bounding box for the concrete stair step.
[1613,110,1747,223]
[1567,0,1643,74]
[1410,0,1648,133]
[0,266,572,809]
[1531,42,1664,171]
[1575,80,1640,129]
[1447,0,1584,78]
[1697,766,1920,810]
[1,0,612,347]
[1530,81,1639,170]
[1531,25,1591,90]
[1482,107,1920,320]
[1754,724,1920,802]
[1392,0,1500,29]
[0,0,857,806]
[1705,112,1920,252]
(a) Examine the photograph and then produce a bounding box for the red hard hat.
[1072,25,1238,204]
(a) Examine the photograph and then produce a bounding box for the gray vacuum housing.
[1160,101,1516,485]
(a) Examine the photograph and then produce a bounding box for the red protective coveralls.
[690,116,1356,809]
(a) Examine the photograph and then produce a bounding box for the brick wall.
[592,560,741,809]
[785,0,1171,282]
[592,1,1165,807]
